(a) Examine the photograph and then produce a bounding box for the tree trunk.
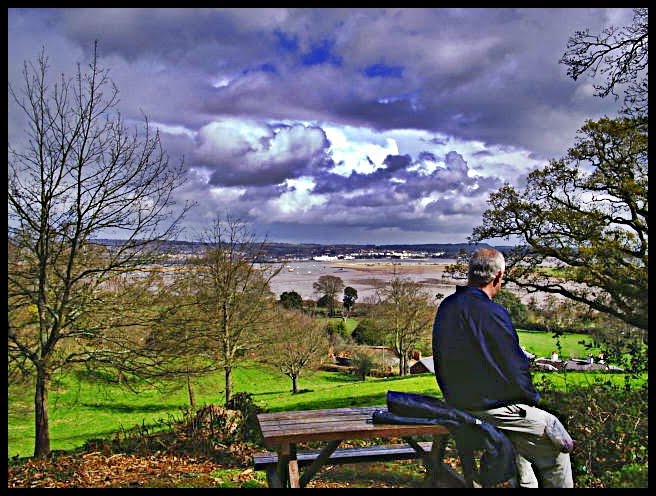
[292,374,298,394]
[34,366,50,458]
[187,374,196,409]
[224,365,233,406]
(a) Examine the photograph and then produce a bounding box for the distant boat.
[313,255,338,261]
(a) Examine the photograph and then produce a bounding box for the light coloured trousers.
[469,404,574,488]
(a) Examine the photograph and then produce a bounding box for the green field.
[515,329,599,359]
[6,330,632,459]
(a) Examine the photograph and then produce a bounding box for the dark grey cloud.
[192,120,333,187]
[8,7,634,244]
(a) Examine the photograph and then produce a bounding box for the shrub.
[351,318,386,345]
[537,376,648,488]
[225,392,265,444]
[349,350,377,381]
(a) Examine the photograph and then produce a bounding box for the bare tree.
[142,273,221,408]
[373,277,435,376]
[176,215,282,405]
[559,7,647,117]
[265,308,329,393]
[7,43,191,457]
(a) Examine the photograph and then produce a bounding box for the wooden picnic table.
[255,405,462,488]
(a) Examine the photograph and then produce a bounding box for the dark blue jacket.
[372,390,517,487]
[432,285,539,411]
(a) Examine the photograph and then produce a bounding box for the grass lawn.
[8,355,639,460]
[516,329,600,359]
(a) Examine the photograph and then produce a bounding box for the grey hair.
[467,247,505,287]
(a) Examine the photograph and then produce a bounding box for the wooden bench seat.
[253,441,434,468]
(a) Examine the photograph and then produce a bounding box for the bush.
[225,392,264,443]
[536,376,648,488]
[349,350,376,381]
[326,319,350,340]
[351,318,386,345]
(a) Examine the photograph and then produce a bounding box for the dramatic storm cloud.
[8,8,632,244]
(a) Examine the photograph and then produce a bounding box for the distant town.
[90,239,511,264]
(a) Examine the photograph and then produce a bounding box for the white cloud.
[271,177,327,215]
[325,126,399,175]
[151,121,197,139]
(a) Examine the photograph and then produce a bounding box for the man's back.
[432,285,539,411]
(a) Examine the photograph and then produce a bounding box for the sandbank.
[328,261,453,274]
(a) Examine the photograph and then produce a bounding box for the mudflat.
[270,260,460,301]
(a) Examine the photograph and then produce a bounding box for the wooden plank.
[258,411,446,428]
[257,406,382,421]
[253,442,435,469]
[260,424,449,447]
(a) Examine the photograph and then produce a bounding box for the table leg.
[278,443,301,488]
[299,440,341,487]
[288,443,300,488]
[457,443,477,488]
[276,443,290,487]
[416,434,467,488]
[404,436,432,467]
[427,435,448,485]
[265,465,282,488]
[429,435,446,472]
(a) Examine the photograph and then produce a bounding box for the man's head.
[467,247,505,297]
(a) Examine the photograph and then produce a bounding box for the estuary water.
[265,258,460,301]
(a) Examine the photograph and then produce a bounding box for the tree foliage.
[7,43,190,457]
[349,348,376,381]
[279,290,304,310]
[351,318,387,346]
[174,215,282,405]
[312,275,345,316]
[494,289,529,327]
[143,272,224,408]
[342,286,358,317]
[471,116,647,332]
[559,7,647,118]
[372,277,435,376]
[264,308,329,394]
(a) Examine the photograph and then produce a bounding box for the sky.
[7,8,633,245]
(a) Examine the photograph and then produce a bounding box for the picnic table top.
[257,405,450,449]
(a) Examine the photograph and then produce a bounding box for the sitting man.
[432,247,573,488]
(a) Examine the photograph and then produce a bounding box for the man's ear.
[493,271,502,287]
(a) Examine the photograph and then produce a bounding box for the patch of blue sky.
[274,29,298,53]
[258,63,277,74]
[301,39,342,66]
[364,63,403,79]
